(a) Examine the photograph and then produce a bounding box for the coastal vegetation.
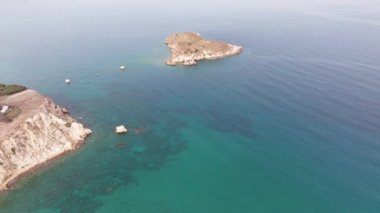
[0,84,27,96]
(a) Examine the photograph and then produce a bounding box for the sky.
[0,0,379,26]
[1,0,379,11]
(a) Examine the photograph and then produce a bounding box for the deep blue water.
[1,1,380,212]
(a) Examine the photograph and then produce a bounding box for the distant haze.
[1,0,379,11]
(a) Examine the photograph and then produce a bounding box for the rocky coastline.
[0,88,91,191]
[165,32,242,66]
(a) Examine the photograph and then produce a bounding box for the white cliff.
[165,32,243,66]
[0,89,91,191]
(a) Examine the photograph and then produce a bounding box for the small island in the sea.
[165,32,243,66]
[0,84,91,191]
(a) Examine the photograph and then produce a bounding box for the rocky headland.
[0,86,91,191]
[165,32,242,66]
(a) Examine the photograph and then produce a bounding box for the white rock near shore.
[0,89,92,191]
[115,125,128,134]
[165,32,243,66]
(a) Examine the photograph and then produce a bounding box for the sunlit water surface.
[0,1,380,212]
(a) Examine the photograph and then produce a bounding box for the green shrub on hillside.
[0,84,27,96]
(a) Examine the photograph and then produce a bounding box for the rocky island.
[0,84,91,191]
[165,32,243,66]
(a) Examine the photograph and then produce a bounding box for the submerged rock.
[0,89,92,191]
[116,143,126,149]
[164,32,242,66]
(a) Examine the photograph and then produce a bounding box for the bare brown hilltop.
[165,32,242,66]
[0,88,91,191]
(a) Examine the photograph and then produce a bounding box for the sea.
[0,0,380,212]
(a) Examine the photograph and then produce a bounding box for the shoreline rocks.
[165,32,242,66]
[0,89,92,191]
[61,107,69,114]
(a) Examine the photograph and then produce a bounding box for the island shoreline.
[1,137,89,192]
[164,32,243,66]
[0,88,92,191]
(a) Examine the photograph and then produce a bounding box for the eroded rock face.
[165,32,242,66]
[0,90,92,191]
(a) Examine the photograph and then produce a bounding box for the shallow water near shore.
[1,1,380,212]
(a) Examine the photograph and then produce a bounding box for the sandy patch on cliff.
[0,90,47,142]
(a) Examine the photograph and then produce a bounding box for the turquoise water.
[1,1,380,212]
